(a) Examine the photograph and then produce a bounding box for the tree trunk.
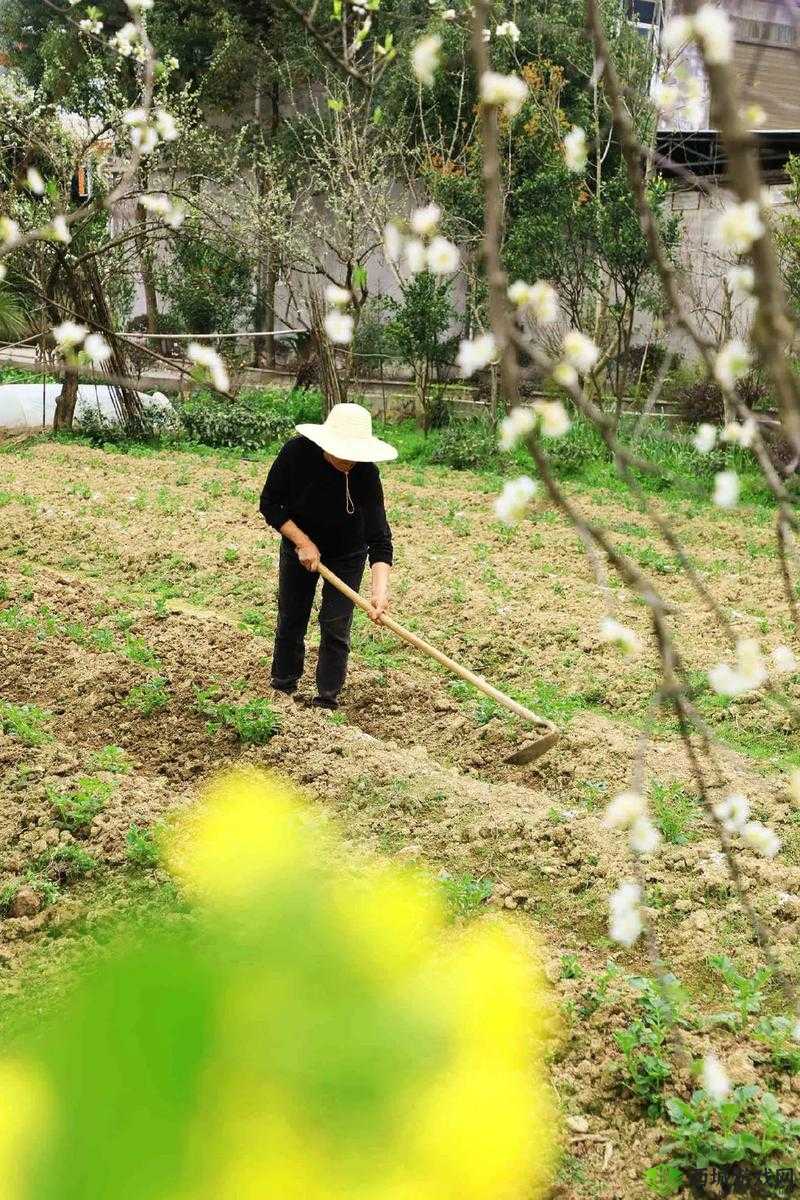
[53,369,79,431]
[254,79,281,369]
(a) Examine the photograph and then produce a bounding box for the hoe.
[318,562,561,766]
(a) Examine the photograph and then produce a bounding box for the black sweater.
[259,436,393,566]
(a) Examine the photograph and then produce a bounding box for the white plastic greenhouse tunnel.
[0,383,174,431]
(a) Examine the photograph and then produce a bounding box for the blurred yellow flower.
[0,1060,52,1199]
[5,770,558,1200]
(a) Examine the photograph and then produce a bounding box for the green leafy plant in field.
[0,701,51,746]
[35,843,96,884]
[614,976,686,1117]
[195,688,280,744]
[0,874,60,914]
[126,823,161,869]
[125,677,170,716]
[439,873,493,919]
[754,1016,800,1075]
[646,1086,800,1196]
[88,745,133,774]
[707,955,772,1031]
[559,954,584,980]
[575,961,623,1020]
[123,636,162,669]
[650,780,698,845]
[50,777,114,833]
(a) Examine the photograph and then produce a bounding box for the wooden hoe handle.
[317,561,557,734]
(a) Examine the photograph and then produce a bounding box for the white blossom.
[716,200,764,254]
[140,194,185,228]
[83,333,112,364]
[772,644,797,676]
[494,476,537,525]
[533,399,571,438]
[188,342,230,392]
[456,332,497,377]
[702,1053,731,1102]
[714,340,751,390]
[562,330,600,374]
[603,791,646,829]
[124,106,148,126]
[712,469,740,509]
[599,616,642,654]
[721,418,757,448]
[709,637,767,696]
[531,281,559,324]
[131,125,158,156]
[694,5,733,65]
[325,284,351,307]
[553,362,578,389]
[713,792,749,834]
[53,321,88,350]
[384,222,402,263]
[411,34,442,86]
[50,215,71,244]
[498,406,535,451]
[323,310,354,345]
[652,79,680,116]
[442,9,456,18]
[79,16,103,33]
[741,820,781,858]
[662,14,693,52]
[727,266,755,298]
[112,23,141,57]
[495,20,520,41]
[126,0,154,9]
[738,637,767,686]
[480,71,529,117]
[426,235,460,275]
[154,110,178,142]
[741,103,766,128]
[404,238,425,274]
[0,217,20,245]
[508,279,559,324]
[410,203,441,236]
[693,423,717,454]
[609,881,643,947]
[508,280,534,307]
[482,27,491,42]
[563,125,588,173]
[26,167,45,195]
[629,817,661,857]
[789,769,800,807]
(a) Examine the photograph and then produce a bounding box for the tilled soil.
[2,440,800,1197]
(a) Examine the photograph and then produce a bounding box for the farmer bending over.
[259,402,397,710]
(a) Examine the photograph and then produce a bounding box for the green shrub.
[179,387,322,451]
[77,404,180,447]
[429,420,504,471]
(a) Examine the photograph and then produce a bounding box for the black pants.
[271,540,366,702]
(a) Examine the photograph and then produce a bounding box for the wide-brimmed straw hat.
[296,403,398,463]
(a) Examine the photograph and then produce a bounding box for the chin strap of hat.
[344,471,355,515]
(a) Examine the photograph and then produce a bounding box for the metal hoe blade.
[505,730,561,766]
